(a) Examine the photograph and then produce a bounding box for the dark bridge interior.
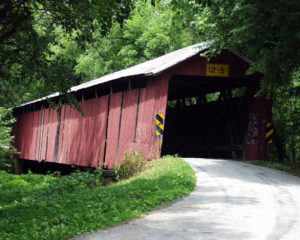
[161,75,255,159]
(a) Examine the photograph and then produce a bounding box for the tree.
[75,0,201,81]
[189,0,300,92]
[0,0,133,107]
[184,0,300,165]
[271,73,300,167]
[0,107,16,171]
[0,0,133,170]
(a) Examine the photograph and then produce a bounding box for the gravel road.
[73,158,300,240]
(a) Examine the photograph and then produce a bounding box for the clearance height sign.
[206,63,229,77]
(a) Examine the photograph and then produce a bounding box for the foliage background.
[0,0,299,168]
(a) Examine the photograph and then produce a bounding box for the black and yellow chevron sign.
[266,123,274,143]
[156,113,164,136]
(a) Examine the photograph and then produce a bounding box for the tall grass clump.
[114,150,144,180]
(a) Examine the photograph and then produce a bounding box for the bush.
[45,168,104,195]
[114,150,144,180]
[0,107,17,172]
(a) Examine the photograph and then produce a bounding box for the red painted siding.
[57,106,65,164]
[67,104,81,165]
[134,87,155,158]
[13,96,110,167]
[246,85,272,161]
[89,96,109,167]
[116,89,139,164]
[104,92,122,169]
[58,105,70,164]
[41,108,50,161]
[12,50,272,168]
[46,108,57,163]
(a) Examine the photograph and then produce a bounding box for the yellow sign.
[206,63,229,77]
[266,123,274,144]
[156,113,164,136]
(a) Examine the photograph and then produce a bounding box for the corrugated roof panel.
[72,42,209,90]
[18,42,209,107]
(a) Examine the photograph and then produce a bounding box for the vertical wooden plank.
[27,112,34,160]
[104,92,122,169]
[24,112,31,159]
[256,95,272,161]
[115,91,124,166]
[27,111,36,160]
[151,74,170,159]
[93,95,109,167]
[134,81,156,160]
[37,108,45,162]
[67,104,83,165]
[79,96,109,167]
[102,95,111,165]
[41,108,50,161]
[29,111,38,160]
[46,108,58,162]
[64,106,75,165]
[79,100,93,166]
[135,88,152,144]
[61,97,109,167]
[57,106,66,163]
[245,85,260,160]
[66,106,76,165]
[75,102,87,167]
[24,112,33,160]
[52,109,62,163]
[60,105,71,164]
[117,89,138,164]
[34,110,42,160]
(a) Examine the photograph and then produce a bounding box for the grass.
[0,156,195,240]
[251,160,300,177]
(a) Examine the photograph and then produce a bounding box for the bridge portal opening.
[161,75,252,159]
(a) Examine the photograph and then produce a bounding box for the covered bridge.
[12,43,272,170]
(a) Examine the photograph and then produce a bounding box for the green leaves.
[272,71,300,166]
[0,0,134,107]
[114,150,145,180]
[193,0,300,93]
[75,0,199,81]
[0,108,16,172]
[0,156,195,239]
[180,0,300,165]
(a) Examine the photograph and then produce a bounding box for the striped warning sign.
[156,113,164,136]
[266,123,274,143]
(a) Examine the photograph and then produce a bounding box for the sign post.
[156,113,164,157]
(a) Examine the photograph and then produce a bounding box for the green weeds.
[0,156,195,240]
[252,160,300,176]
[114,150,144,180]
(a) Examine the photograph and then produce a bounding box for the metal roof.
[18,42,211,107]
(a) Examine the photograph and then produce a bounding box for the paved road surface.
[73,158,300,240]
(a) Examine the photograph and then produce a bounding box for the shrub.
[46,168,104,195]
[0,107,17,172]
[114,150,144,180]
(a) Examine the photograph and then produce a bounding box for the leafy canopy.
[0,0,133,106]
[189,0,300,92]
